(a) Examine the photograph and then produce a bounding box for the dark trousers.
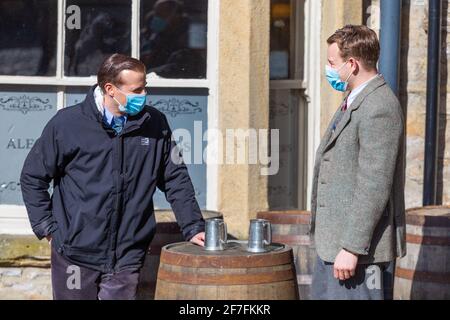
[51,248,141,300]
[311,255,395,300]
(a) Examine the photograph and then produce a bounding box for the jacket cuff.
[340,238,370,256]
[183,222,206,241]
[32,217,56,240]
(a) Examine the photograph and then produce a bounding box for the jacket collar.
[322,74,387,152]
[81,85,151,135]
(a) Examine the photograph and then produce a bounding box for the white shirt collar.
[103,105,115,125]
[94,85,127,125]
[347,74,379,107]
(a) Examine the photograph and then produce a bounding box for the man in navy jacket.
[20,54,205,300]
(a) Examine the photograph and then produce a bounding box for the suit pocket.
[340,198,353,207]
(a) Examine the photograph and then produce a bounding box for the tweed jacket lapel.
[323,74,387,152]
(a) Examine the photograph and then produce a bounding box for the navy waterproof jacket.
[20,85,205,273]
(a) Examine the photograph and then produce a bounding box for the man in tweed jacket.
[310,25,406,300]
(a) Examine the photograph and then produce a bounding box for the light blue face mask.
[113,87,147,116]
[325,62,352,92]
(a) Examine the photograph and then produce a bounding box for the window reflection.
[0,0,57,76]
[65,0,132,77]
[270,0,292,80]
[140,0,208,79]
[269,89,301,209]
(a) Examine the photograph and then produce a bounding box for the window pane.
[148,88,208,209]
[0,86,57,205]
[65,87,90,107]
[65,0,132,77]
[0,0,57,76]
[270,0,291,80]
[140,0,208,79]
[268,89,301,209]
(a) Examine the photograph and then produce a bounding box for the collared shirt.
[347,74,379,107]
[94,85,128,127]
[331,74,379,133]
[103,106,127,126]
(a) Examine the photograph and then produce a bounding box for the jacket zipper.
[107,133,124,272]
[106,118,147,272]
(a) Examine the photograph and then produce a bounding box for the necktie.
[332,96,350,132]
[112,116,125,135]
[341,95,349,112]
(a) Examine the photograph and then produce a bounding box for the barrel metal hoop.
[157,267,296,285]
[272,235,311,246]
[159,249,293,268]
[395,267,450,284]
[257,211,311,225]
[405,206,450,227]
[406,234,450,246]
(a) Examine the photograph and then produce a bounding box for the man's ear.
[103,83,115,97]
[349,58,359,75]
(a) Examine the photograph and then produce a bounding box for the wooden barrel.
[257,210,315,300]
[137,210,222,300]
[155,242,299,300]
[394,206,450,300]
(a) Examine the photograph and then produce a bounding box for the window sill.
[0,76,210,88]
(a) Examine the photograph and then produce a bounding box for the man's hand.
[46,235,52,244]
[333,249,358,281]
[190,232,205,247]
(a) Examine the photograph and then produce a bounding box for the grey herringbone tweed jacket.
[310,74,406,264]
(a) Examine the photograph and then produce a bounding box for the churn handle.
[221,221,228,244]
[264,221,272,245]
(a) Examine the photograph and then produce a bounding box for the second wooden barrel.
[257,210,315,300]
[155,242,299,300]
[394,206,450,300]
[137,210,222,300]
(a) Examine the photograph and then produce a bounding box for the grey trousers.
[51,248,141,300]
[311,255,394,300]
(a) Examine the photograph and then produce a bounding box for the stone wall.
[0,267,51,300]
[0,235,51,300]
[399,0,450,208]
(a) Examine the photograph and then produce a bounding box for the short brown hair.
[97,53,146,92]
[327,25,380,70]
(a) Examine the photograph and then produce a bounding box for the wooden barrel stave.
[156,280,298,300]
[257,210,315,300]
[137,210,222,300]
[394,206,450,300]
[155,242,299,300]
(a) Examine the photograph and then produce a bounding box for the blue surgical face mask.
[113,87,147,116]
[150,16,169,33]
[325,62,352,92]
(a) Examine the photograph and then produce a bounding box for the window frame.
[0,0,213,88]
[269,0,308,210]
[0,0,220,227]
